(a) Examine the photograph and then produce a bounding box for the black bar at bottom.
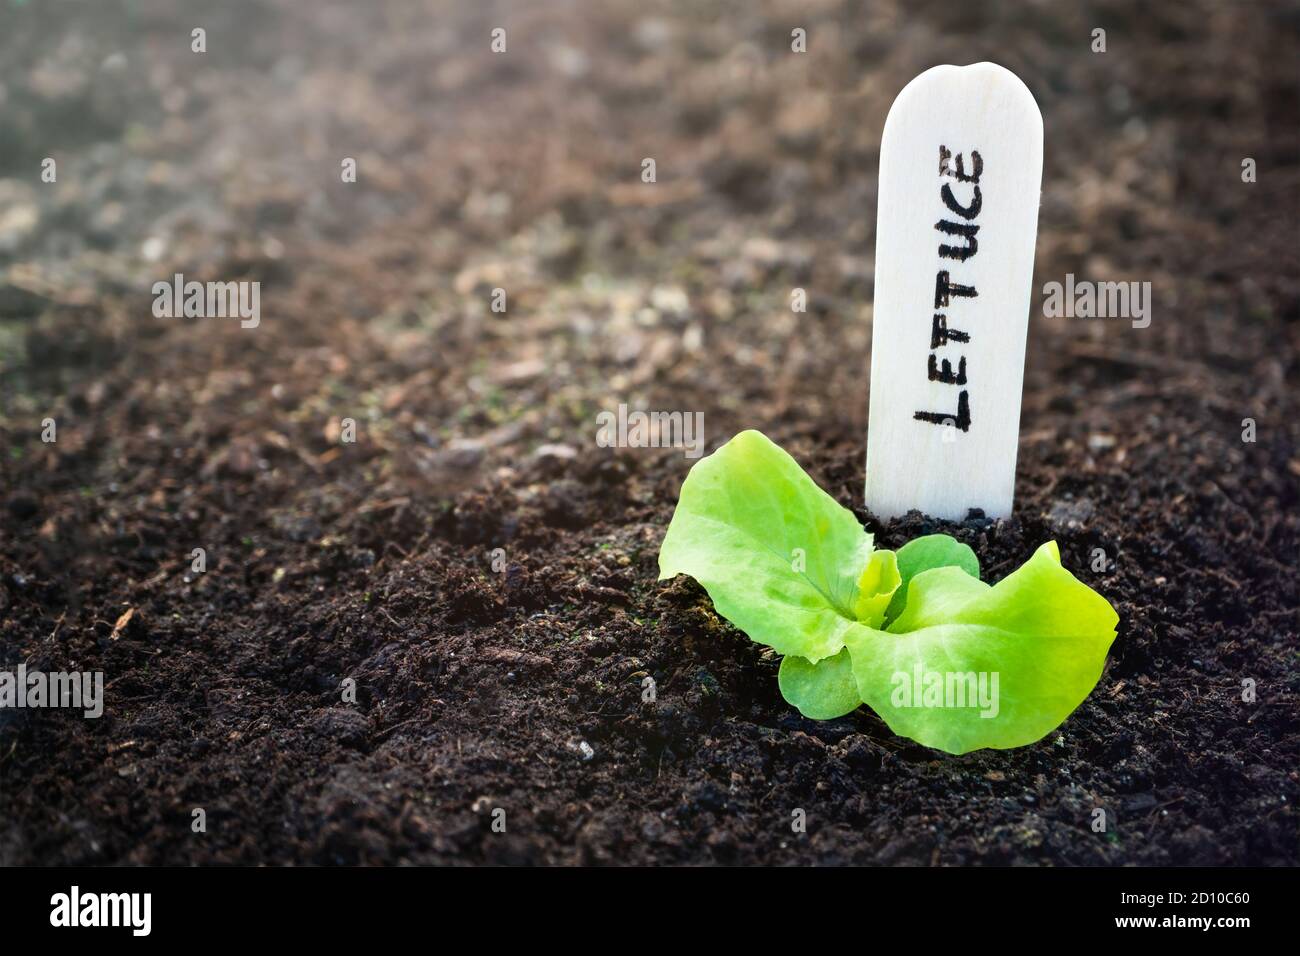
[0,865,1284,942]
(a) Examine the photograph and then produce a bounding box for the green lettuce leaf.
[846,542,1119,754]
[884,533,979,624]
[658,430,880,663]
[658,430,1120,753]
[853,549,902,628]
[778,648,860,720]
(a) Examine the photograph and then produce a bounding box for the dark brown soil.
[1,0,1297,865]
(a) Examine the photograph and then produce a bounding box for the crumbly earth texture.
[0,0,1297,864]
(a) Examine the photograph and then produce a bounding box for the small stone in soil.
[567,739,595,761]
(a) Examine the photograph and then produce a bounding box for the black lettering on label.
[940,183,982,220]
[936,220,979,261]
[939,146,982,184]
[934,270,978,308]
[920,146,982,434]
[928,353,967,385]
[930,313,971,349]
[914,390,971,432]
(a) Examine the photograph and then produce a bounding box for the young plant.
[658,430,1118,754]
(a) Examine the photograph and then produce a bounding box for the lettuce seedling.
[658,430,1118,754]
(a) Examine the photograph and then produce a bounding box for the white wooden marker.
[865,62,1043,521]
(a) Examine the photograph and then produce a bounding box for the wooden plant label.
[865,62,1043,522]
